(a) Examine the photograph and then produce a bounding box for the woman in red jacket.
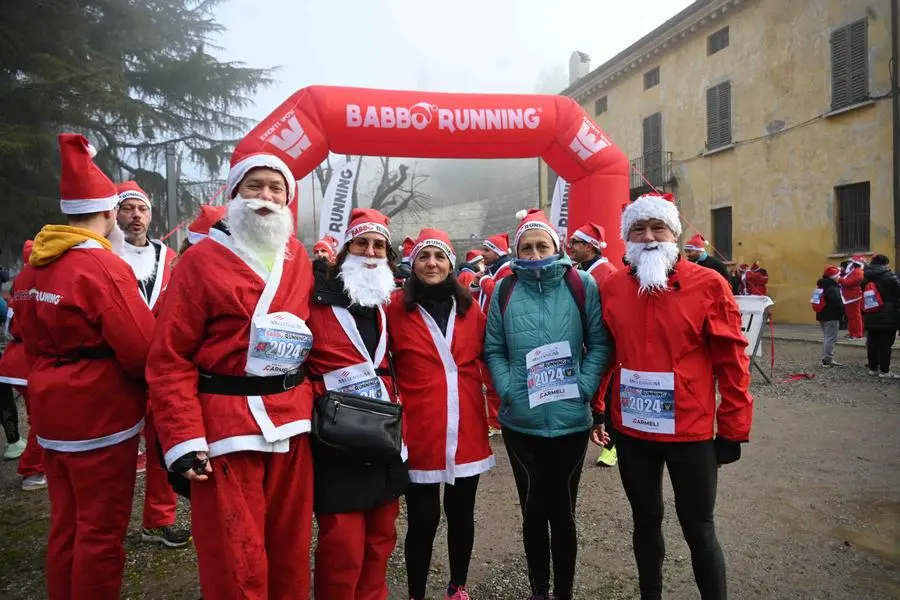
[387,229,494,600]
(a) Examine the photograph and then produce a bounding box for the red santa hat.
[482,233,510,256]
[22,240,34,262]
[345,208,391,245]
[187,204,227,244]
[225,148,296,205]
[739,263,749,271]
[850,255,867,267]
[824,265,841,278]
[313,235,339,260]
[400,237,416,264]
[410,228,456,265]
[465,249,484,264]
[750,261,762,271]
[58,133,119,215]
[116,180,151,209]
[570,222,607,251]
[683,233,707,252]
[514,208,560,252]
[620,192,682,240]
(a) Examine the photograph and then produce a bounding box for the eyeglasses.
[566,239,587,249]
[349,237,388,254]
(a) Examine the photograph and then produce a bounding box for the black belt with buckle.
[197,370,305,396]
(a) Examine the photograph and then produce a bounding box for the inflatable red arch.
[236,85,629,264]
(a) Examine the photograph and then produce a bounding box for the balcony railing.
[630,151,674,190]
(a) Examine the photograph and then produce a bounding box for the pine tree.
[0,0,275,250]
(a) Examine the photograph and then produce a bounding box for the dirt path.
[0,340,898,599]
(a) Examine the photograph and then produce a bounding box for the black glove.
[714,436,742,466]
[170,451,208,476]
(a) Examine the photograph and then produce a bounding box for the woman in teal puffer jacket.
[484,209,611,600]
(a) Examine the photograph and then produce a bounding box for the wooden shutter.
[832,19,868,110]
[707,82,731,149]
[718,81,732,146]
[848,19,868,104]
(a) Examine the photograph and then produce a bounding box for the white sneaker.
[878,372,900,379]
[21,474,47,491]
[3,439,26,460]
[867,369,879,376]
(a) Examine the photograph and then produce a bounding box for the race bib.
[620,368,675,435]
[246,312,313,377]
[323,362,384,399]
[525,342,580,409]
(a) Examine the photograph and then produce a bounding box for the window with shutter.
[836,182,870,253]
[708,26,730,55]
[711,207,733,260]
[644,67,659,90]
[595,96,607,115]
[706,81,732,150]
[831,19,868,110]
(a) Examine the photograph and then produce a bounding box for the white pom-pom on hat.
[515,209,528,220]
[86,143,98,158]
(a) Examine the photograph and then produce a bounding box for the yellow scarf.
[30,225,112,267]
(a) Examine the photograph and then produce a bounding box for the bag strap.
[498,274,517,317]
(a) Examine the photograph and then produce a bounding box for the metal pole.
[892,0,899,266]
[165,144,179,251]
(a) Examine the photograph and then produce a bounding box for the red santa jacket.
[600,258,753,443]
[0,275,30,388]
[743,268,768,296]
[386,290,494,483]
[839,265,864,303]
[306,302,396,403]
[478,260,513,313]
[147,231,315,469]
[13,239,155,452]
[583,258,619,408]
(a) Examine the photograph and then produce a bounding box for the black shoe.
[141,525,192,548]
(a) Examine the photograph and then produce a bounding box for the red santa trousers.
[314,499,400,600]
[846,301,864,338]
[15,389,43,478]
[190,435,313,600]
[141,409,177,528]
[480,360,501,430]
[44,435,139,600]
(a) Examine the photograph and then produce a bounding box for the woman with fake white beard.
[598,193,752,600]
[386,229,494,600]
[484,209,611,600]
[305,208,409,600]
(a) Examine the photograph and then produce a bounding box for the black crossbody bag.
[311,355,403,459]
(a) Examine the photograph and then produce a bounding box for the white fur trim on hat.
[411,239,456,265]
[682,243,705,251]
[515,221,560,252]
[117,190,151,209]
[187,230,209,245]
[469,254,484,264]
[60,195,120,215]
[482,240,507,256]
[573,230,607,250]
[620,194,682,240]
[226,154,296,204]
[346,222,392,243]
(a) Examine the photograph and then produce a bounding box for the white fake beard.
[227,197,294,259]
[339,254,395,307]
[108,223,126,256]
[626,241,680,295]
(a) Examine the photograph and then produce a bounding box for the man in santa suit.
[682,233,730,282]
[456,249,485,291]
[0,240,46,491]
[742,262,769,296]
[305,208,408,600]
[596,192,752,600]
[839,256,866,339]
[13,134,156,599]
[313,234,339,265]
[147,148,315,599]
[114,180,190,549]
[395,237,415,286]
[567,222,619,467]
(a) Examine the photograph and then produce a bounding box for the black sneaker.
[141,525,192,548]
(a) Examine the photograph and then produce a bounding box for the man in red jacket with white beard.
[597,192,752,600]
[147,148,315,599]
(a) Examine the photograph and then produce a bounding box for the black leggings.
[404,475,480,599]
[503,428,590,600]
[0,383,19,444]
[866,328,897,373]
[616,431,725,600]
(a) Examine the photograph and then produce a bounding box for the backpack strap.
[498,274,517,317]
[564,267,589,345]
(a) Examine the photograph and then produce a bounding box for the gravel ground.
[0,340,898,599]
